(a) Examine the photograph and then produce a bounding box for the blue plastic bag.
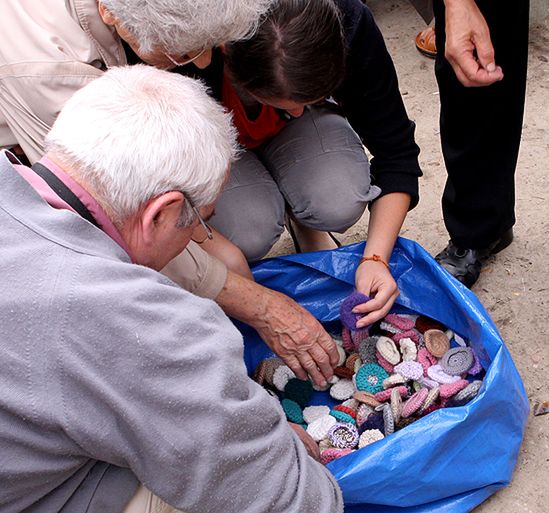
[242,238,528,513]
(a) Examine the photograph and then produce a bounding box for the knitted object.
[427,364,461,384]
[417,347,438,375]
[358,413,385,435]
[356,403,375,426]
[345,353,362,372]
[320,448,352,465]
[359,337,378,364]
[303,405,330,425]
[375,385,408,402]
[393,329,420,344]
[418,386,440,413]
[330,409,356,425]
[342,327,356,352]
[355,363,389,394]
[272,365,296,391]
[351,329,372,347]
[328,422,359,449]
[396,416,416,430]
[402,388,429,418]
[334,405,357,418]
[306,415,337,442]
[391,387,403,423]
[281,399,304,424]
[399,338,418,362]
[420,403,444,416]
[334,366,355,380]
[261,357,285,386]
[383,373,407,389]
[284,378,313,407]
[394,361,423,381]
[451,380,483,405]
[340,292,371,330]
[358,429,384,449]
[417,376,439,389]
[312,374,338,392]
[439,379,469,399]
[353,391,381,408]
[415,316,446,334]
[467,347,483,375]
[341,398,360,411]
[376,403,395,436]
[375,351,395,374]
[329,379,355,401]
[336,345,346,367]
[379,321,400,334]
[376,336,401,365]
[440,347,474,375]
[424,329,450,358]
[385,313,416,331]
[318,438,334,452]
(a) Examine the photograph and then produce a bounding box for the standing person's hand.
[444,0,503,86]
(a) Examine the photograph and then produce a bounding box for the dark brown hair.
[224,0,346,103]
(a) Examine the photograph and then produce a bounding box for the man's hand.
[444,0,503,87]
[216,271,339,387]
[353,260,399,328]
[289,423,320,461]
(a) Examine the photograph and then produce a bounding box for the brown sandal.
[415,26,437,58]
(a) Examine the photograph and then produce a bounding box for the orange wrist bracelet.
[358,254,390,270]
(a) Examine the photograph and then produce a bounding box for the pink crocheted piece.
[342,327,356,352]
[351,329,371,347]
[320,448,353,465]
[417,348,438,375]
[402,388,429,418]
[393,329,420,344]
[468,348,483,375]
[375,385,408,402]
[385,314,416,331]
[419,403,444,416]
[375,351,395,373]
[439,379,469,399]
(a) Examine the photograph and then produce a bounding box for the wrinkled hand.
[353,261,399,328]
[253,290,339,387]
[289,423,320,461]
[445,0,503,86]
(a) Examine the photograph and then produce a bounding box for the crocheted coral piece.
[417,347,438,375]
[281,399,304,424]
[467,347,483,375]
[358,429,384,449]
[375,351,395,374]
[376,336,401,365]
[284,378,313,407]
[383,373,407,389]
[427,364,461,385]
[424,329,450,358]
[379,321,400,334]
[393,329,420,344]
[399,338,417,362]
[261,357,285,386]
[391,387,403,424]
[253,359,268,385]
[419,386,440,413]
[303,405,330,425]
[385,314,416,331]
[336,344,347,367]
[402,388,429,418]
[342,398,360,411]
[342,327,356,352]
[330,410,356,425]
[394,361,423,381]
[334,405,358,419]
[345,353,362,371]
[375,403,395,436]
[451,380,483,405]
[396,416,416,430]
[320,448,353,465]
[439,379,469,399]
[417,376,439,389]
[415,316,446,334]
[273,365,297,391]
[340,292,371,331]
[359,337,378,364]
[375,385,408,402]
[306,414,337,442]
[440,347,474,375]
[328,422,359,449]
[329,379,356,401]
[318,438,334,452]
[351,329,371,347]
[353,391,381,408]
[312,374,339,392]
[334,366,355,380]
[356,403,375,426]
[358,413,384,435]
[355,363,389,394]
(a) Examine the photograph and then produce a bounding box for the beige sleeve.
[161,241,228,300]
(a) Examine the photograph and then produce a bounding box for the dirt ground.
[270,1,549,510]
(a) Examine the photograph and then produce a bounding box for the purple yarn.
[340,292,371,330]
[358,413,384,435]
[468,347,483,375]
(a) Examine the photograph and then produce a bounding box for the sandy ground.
[270,1,549,510]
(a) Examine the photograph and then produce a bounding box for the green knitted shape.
[281,398,304,424]
[355,363,389,394]
[329,409,356,425]
[284,378,313,407]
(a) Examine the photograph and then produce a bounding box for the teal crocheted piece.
[281,398,304,424]
[355,363,389,394]
[329,409,356,425]
[284,378,313,407]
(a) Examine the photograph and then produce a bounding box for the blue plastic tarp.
[242,238,529,513]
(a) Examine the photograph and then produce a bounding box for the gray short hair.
[101,0,274,55]
[45,65,237,226]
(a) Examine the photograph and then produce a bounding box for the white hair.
[100,0,274,55]
[45,65,237,226]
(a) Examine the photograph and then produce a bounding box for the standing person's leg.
[433,0,529,287]
[257,105,380,251]
[208,150,286,262]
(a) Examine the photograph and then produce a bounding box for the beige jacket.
[0,0,227,299]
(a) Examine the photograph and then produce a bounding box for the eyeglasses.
[183,194,213,243]
[163,48,206,67]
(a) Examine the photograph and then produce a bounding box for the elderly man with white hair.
[0,65,343,513]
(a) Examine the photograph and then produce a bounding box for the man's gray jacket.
[0,151,343,513]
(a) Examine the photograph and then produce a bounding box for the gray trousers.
[209,105,380,261]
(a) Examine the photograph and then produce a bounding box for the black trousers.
[433,0,529,248]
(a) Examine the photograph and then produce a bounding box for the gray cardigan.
[0,152,343,513]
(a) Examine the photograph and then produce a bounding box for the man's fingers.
[472,29,495,71]
[317,332,340,367]
[284,355,308,381]
[297,352,327,387]
[448,51,503,87]
[308,344,334,380]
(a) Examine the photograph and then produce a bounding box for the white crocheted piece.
[376,336,401,365]
[330,379,356,401]
[331,333,344,347]
[379,321,400,334]
[383,373,407,389]
[312,374,339,391]
[445,329,454,341]
[454,333,467,347]
[394,361,423,381]
[337,345,346,367]
[427,364,461,384]
[272,365,296,391]
[303,405,331,425]
[356,403,374,426]
[307,415,337,442]
[358,429,384,449]
[399,338,417,361]
[417,376,440,389]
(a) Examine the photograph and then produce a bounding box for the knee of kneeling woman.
[298,199,367,233]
